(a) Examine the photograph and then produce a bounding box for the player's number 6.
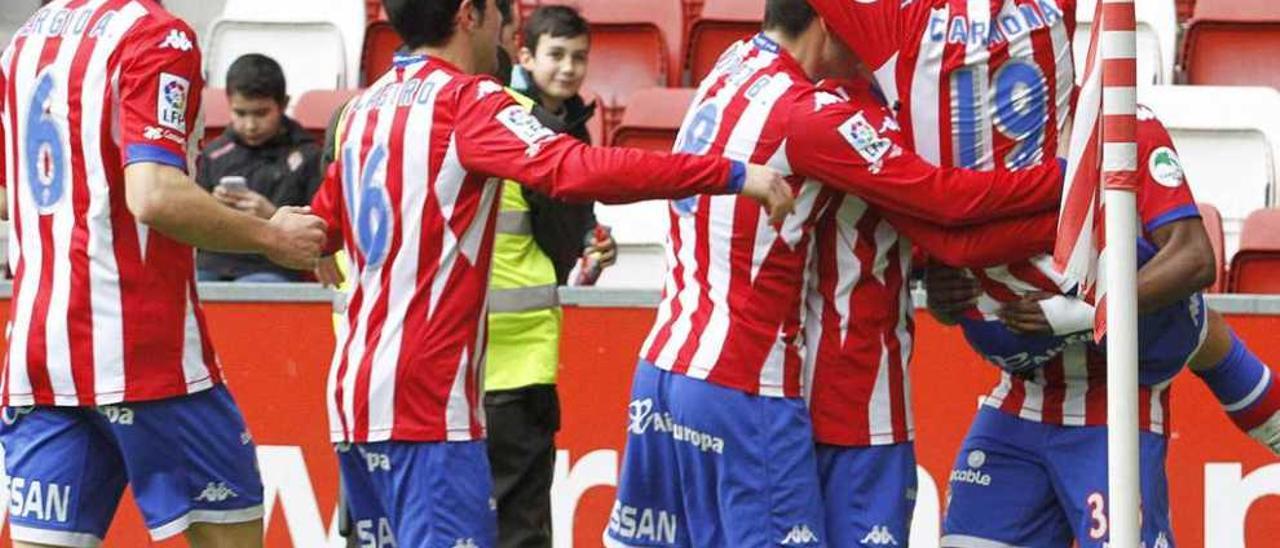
[343,145,393,269]
[25,73,67,213]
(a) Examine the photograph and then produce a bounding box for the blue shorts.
[815,443,916,548]
[337,440,496,548]
[607,361,825,547]
[0,385,263,546]
[942,407,1173,548]
[1126,292,1208,386]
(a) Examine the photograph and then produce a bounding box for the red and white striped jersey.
[638,35,1064,399]
[314,54,743,444]
[1,0,217,406]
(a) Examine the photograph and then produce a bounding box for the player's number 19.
[951,58,1049,170]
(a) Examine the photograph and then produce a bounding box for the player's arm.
[884,209,1058,267]
[118,19,324,269]
[787,96,1063,226]
[1133,116,1215,312]
[453,79,793,222]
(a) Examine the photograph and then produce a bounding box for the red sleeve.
[117,17,202,173]
[884,210,1057,267]
[806,0,911,70]
[452,77,741,204]
[1135,109,1199,236]
[311,162,346,255]
[0,70,6,188]
[786,89,1063,226]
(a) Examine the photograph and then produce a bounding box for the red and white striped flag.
[1053,0,1140,339]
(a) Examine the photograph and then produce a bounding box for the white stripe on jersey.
[445,347,472,440]
[1061,342,1089,426]
[180,289,213,392]
[961,0,995,171]
[910,6,948,165]
[832,198,868,343]
[87,1,146,401]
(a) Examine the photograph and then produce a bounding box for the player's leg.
[606,361,689,547]
[815,442,915,547]
[941,408,1073,547]
[664,371,824,547]
[1188,310,1280,454]
[101,385,264,546]
[0,406,127,548]
[1045,425,1174,547]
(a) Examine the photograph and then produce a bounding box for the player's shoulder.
[1135,104,1177,151]
[126,2,197,47]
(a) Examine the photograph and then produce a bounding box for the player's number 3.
[343,145,393,269]
[25,73,67,213]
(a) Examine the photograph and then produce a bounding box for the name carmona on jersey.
[925,0,1067,46]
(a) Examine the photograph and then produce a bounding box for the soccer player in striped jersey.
[0,0,329,546]
[309,0,796,545]
[606,0,1072,545]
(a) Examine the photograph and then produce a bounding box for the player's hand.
[740,164,794,224]
[998,292,1055,335]
[315,254,345,288]
[586,229,618,268]
[265,206,327,270]
[925,267,979,325]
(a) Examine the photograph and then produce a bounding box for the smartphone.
[218,175,248,193]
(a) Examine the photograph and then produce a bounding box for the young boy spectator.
[484,4,618,547]
[197,53,324,282]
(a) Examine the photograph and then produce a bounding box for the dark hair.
[521,5,589,53]
[763,0,816,39]
[382,0,489,49]
[225,54,287,105]
[495,0,512,26]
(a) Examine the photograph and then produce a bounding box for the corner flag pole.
[1101,0,1141,545]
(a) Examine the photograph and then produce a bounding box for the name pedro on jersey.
[927,0,1066,47]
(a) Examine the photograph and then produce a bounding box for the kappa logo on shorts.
[780,524,820,545]
[626,399,725,454]
[98,405,135,425]
[452,538,479,548]
[358,447,392,472]
[194,482,238,503]
[860,525,900,545]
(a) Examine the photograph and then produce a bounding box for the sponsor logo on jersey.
[609,501,679,545]
[194,482,238,502]
[354,517,396,547]
[159,29,193,51]
[860,525,900,545]
[496,105,558,155]
[1148,147,1184,188]
[157,73,190,133]
[838,112,893,164]
[7,477,71,523]
[98,405,135,425]
[627,398,725,454]
[780,524,820,545]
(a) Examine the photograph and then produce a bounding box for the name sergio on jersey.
[628,399,726,454]
[927,0,1066,47]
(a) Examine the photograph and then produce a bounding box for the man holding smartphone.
[196,54,324,282]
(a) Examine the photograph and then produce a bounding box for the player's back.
[639,34,832,398]
[0,0,214,407]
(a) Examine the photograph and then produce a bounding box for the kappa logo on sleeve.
[837,112,893,163]
[158,28,193,51]
[157,72,190,133]
[496,105,558,153]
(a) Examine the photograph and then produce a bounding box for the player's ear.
[518,46,535,69]
[457,0,479,33]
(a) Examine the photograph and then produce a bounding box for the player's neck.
[762,29,823,81]
[413,43,475,74]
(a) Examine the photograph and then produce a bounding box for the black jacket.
[513,81,601,284]
[195,117,323,279]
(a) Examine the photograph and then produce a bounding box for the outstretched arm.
[885,210,1057,268]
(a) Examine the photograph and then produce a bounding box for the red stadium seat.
[611,88,696,151]
[1184,0,1280,87]
[200,88,231,146]
[538,0,684,134]
[292,89,364,143]
[687,0,764,82]
[365,0,383,22]
[1178,0,1198,22]
[1198,203,1227,293]
[1228,208,1280,294]
[362,20,402,86]
[579,87,608,146]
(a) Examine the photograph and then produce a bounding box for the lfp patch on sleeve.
[157,72,190,133]
[1147,146,1185,188]
[837,112,892,163]
[496,105,558,147]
